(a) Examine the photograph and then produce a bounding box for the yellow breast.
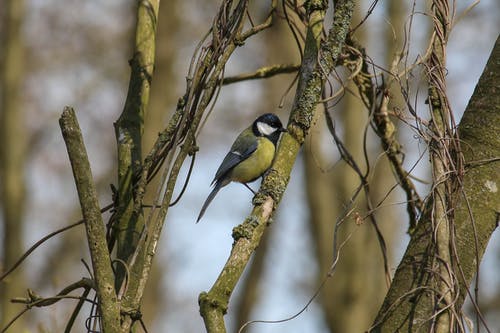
[230,137,275,183]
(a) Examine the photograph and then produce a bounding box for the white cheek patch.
[257,122,277,136]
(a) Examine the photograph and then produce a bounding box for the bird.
[196,113,286,222]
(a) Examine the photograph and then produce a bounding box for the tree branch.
[119,1,267,331]
[112,0,160,308]
[198,0,354,331]
[11,278,95,308]
[59,107,120,332]
[371,34,500,333]
[426,1,456,330]
[0,0,27,329]
[108,1,161,331]
[221,64,300,85]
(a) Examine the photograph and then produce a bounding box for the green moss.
[232,222,255,240]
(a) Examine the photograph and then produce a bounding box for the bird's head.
[252,113,286,139]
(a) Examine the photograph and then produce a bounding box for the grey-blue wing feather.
[198,129,258,222]
[212,139,258,184]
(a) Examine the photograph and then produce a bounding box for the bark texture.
[0,0,27,330]
[371,35,500,333]
[60,107,121,333]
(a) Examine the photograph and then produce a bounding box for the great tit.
[197,113,286,222]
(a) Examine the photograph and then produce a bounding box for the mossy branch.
[119,1,275,331]
[108,1,160,331]
[199,0,354,331]
[371,35,500,333]
[59,107,120,332]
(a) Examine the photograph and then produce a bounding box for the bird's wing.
[212,137,258,185]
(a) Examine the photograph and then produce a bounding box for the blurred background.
[0,0,499,332]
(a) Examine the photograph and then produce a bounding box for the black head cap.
[252,113,286,145]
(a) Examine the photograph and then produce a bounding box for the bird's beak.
[280,127,287,133]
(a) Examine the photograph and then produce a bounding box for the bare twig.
[2,278,95,333]
[324,110,392,287]
[0,203,112,283]
[64,287,92,333]
[222,64,300,85]
[342,36,423,231]
[11,278,95,307]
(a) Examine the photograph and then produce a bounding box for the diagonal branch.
[198,0,354,331]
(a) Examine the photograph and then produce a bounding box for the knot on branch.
[252,190,268,205]
[305,0,328,13]
[233,36,245,46]
[198,291,228,314]
[259,168,289,203]
[121,307,142,321]
[286,122,307,145]
[177,95,187,109]
[232,219,257,241]
[189,144,199,156]
[11,289,43,308]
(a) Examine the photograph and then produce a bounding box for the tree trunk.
[140,0,180,327]
[0,0,27,330]
[371,35,500,333]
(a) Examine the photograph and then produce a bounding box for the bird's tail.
[196,182,223,223]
